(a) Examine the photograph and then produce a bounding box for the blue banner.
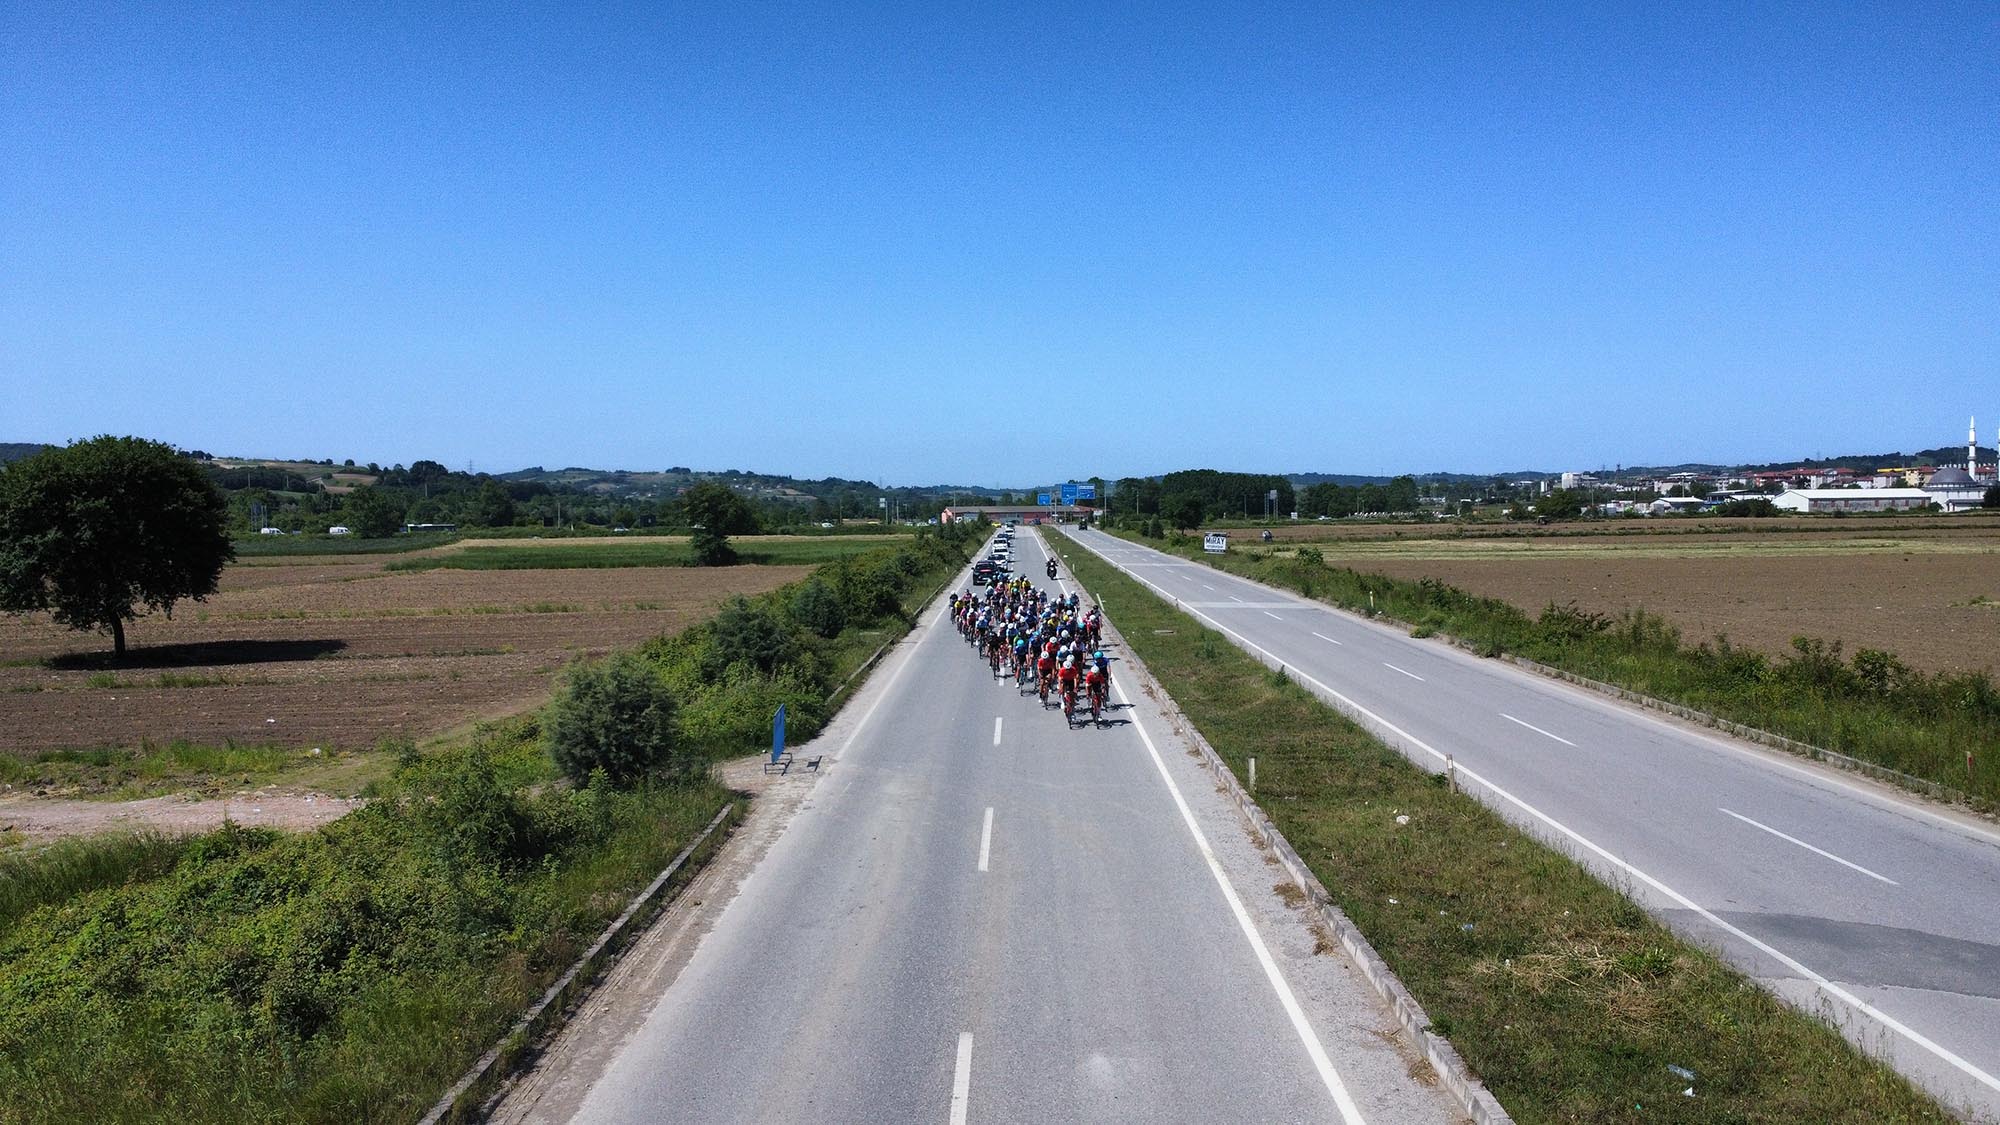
[772,703,786,763]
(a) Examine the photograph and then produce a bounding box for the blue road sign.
[1037,492,1051,505]
[1075,483,1096,500]
[772,703,786,764]
[1059,483,1078,505]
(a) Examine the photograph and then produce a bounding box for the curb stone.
[1077,573,1512,1125]
[1492,655,1990,815]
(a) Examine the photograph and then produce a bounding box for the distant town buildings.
[1543,415,1995,517]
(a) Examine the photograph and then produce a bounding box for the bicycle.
[1061,685,1078,726]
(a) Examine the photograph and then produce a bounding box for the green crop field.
[385,534,908,572]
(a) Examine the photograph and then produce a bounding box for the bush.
[789,578,847,639]
[544,652,684,786]
[706,596,799,677]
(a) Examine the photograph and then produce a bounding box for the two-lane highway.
[1059,524,2000,1120]
[523,535,1466,1124]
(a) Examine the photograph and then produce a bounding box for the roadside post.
[763,704,788,774]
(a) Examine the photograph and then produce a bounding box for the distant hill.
[0,442,54,464]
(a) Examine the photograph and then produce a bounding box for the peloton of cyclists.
[953,541,1120,729]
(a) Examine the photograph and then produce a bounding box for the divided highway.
[514,532,1465,1124]
[1058,524,2000,1120]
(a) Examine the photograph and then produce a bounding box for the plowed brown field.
[0,557,809,755]
[1215,515,2000,676]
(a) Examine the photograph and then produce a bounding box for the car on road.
[971,560,1004,585]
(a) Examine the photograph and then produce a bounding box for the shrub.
[544,652,684,786]
[706,596,799,677]
[418,747,531,868]
[1536,601,1612,644]
[789,578,847,639]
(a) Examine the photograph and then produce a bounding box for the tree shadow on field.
[48,638,348,670]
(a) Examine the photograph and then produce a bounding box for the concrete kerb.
[1081,579,1513,1125]
[419,802,739,1125]
[1494,655,1990,814]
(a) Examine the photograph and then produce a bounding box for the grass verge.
[1061,537,1946,1122]
[1105,528,2000,809]
[0,741,379,801]
[0,723,733,1125]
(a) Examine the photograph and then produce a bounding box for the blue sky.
[4,2,1995,485]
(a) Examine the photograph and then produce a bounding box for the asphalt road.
[551,533,1466,1125]
[1057,524,2000,1121]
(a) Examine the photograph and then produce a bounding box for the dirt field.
[0,556,810,755]
[1214,516,2000,676]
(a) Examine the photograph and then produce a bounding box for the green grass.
[79,671,270,690]
[231,532,459,557]
[0,742,353,801]
[1060,535,1947,1123]
[1108,528,2000,809]
[0,725,734,1125]
[0,830,189,932]
[384,535,905,572]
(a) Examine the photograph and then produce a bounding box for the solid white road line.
[1311,631,1344,646]
[1063,528,2000,1099]
[1501,713,1577,748]
[993,716,1003,747]
[978,808,994,873]
[1264,611,1283,620]
[1043,534,1367,1124]
[837,563,954,762]
[1382,662,1425,682]
[1720,808,1899,886]
[950,1032,973,1125]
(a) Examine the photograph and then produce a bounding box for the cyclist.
[1056,655,1080,718]
[1083,659,1108,720]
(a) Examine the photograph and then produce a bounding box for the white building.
[1647,496,1708,515]
[1771,488,1932,514]
[1923,467,1989,512]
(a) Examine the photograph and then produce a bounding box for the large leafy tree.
[681,481,756,565]
[342,486,404,538]
[468,481,516,528]
[0,436,234,658]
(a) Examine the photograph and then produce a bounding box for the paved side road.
[499,539,1469,1124]
[1058,524,2000,1122]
